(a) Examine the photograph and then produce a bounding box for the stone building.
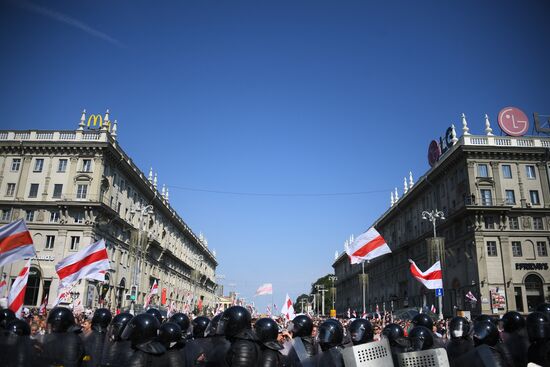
[334,114,550,316]
[0,110,218,312]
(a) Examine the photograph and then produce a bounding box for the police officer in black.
[100,312,133,367]
[501,311,529,367]
[348,318,374,346]
[408,326,434,351]
[82,308,112,367]
[316,319,345,367]
[473,320,512,367]
[287,314,318,366]
[156,322,185,367]
[217,306,262,367]
[203,313,230,367]
[146,308,163,324]
[168,312,190,340]
[526,311,550,366]
[411,313,445,348]
[185,316,211,366]
[254,317,285,367]
[39,306,85,367]
[3,318,41,367]
[445,316,474,366]
[121,313,166,367]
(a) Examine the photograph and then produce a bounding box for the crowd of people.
[0,302,550,366]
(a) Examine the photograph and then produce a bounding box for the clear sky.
[1,0,549,311]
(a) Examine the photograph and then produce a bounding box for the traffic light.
[130,285,137,301]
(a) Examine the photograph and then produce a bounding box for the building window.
[477,164,489,177]
[526,165,536,179]
[529,190,540,205]
[486,241,498,256]
[34,159,44,172]
[509,217,519,230]
[74,211,84,224]
[53,184,63,198]
[82,159,92,172]
[49,211,59,223]
[515,287,524,313]
[45,235,55,250]
[484,216,495,229]
[76,184,88,199]
[505,190,516,205]
[537,242,548,257]
[117,202,122,214]
[28,184,39,198]
[24,268,41,306]
[502,165,512,179]
[533,217,544,230]
[511,241,522,257]
[5,183,15,197]
[1,209,11,221]
[58,159,68,172]
[11,158,21,172]
[70,236,80,251]
[480,189,493,206]
[25,210,34,222]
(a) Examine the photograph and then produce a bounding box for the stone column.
[42,155,54,200]
[537,162,550,207]
[516,163,526,207]
[490,162,503,204]
[499,236,515,312]
[15,156,32,199]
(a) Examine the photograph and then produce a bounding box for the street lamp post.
[329,275,337,312]
[422,209,445,320]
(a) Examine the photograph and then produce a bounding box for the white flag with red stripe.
[430,304,436,313]
[39,293,48,315]
[0,219,35,267]
[409,259,443,290]
[255,283,273,296]
[55,239,110,288]
[0,274,7,298]
[345,227,391,264]
[150,280,159,295]
[8,259,31,318]
[280,293,295,320]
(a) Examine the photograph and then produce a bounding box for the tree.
[294,294,310,313]
[310,274,334,316]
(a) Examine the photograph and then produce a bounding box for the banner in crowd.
[345,227,391,264]
[0,219,35,267]
[409,259,443,289]
[55,239,110,288]
[8,259,31,317]
[255,283,273,296]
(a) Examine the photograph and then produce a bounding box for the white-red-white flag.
[266,305,271,317]
[39,293,48,315]
[53,283,74,307]
[430,304,436,313]
[280,293,295,320]
[0,274,7,297]
[55,239,110,288]
[255,283,273,296]
[0,219,35,267]
[8,259,31,318]
[409,259,443,290]
[345,227,391,264]
[465,291,478,303]
[150,280,159,295]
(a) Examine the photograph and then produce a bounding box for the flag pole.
[362,261,366,315]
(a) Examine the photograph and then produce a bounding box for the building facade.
[334,120,550,316]
[0,110,218,312]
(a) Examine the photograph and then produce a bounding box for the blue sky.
[1,0,549,311]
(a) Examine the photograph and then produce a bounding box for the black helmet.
[192,316,210,338]
[473,321,499,347]
[92,308,112,332]
[409,326,434,351]
[449,316,470,339]
[158,322,182,348]
[382,323,404,345]
[217,306,251,338]
[475,314,496,324]
[205,313,222,337]
[121,313,160,346]
[526,311,550,342]
[289,315,313,338]
[412,313,433,330]
[169,313,190,333]
[146,308,163,324]
[47,307,75,333]
[536,303,550,319]
[348,318,374,345]
[0,309,16,329]
[255,318,279,343]
[317,319,344,351]
[6,319,31,336]
[109,312,133,341]
[502,311,524,333]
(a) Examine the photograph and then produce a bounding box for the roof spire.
[78,109,86,130]
[394,187,399,201]
[148,167,153,182]
[161,184,166,198]
[451,124,458,144]
[403,177,409,194]
[111,120,118,139]
[484,114,493,136]
[153,172,158,188]
[461,113,470,135]
[166,187,169,202]
[409,171,414,187]
[391,191,395,206]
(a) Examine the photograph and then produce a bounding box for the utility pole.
[422,209,445,320]
[300,298,306,313]
[329,275,337,313]
[315,284,328,316]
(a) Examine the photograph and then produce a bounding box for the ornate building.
[334,114,550,316]
[0,110,218,312]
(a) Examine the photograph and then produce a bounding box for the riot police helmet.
[6,319,31,336]
[0,308,16,329]
[289,314,313,338]
[146,308,163,324]
[475,314,496,324]
[169,313,190,333]
[348,318,374,345]
[382,323,404,345]
[91,308,112,332]
[216,306,251,338]
[158,322,182,347]
[121,313,160,346]
[501,311,525,333]
[205,313,222,337]
[449,316,470,339]
[409,326,434,351]
[317,319,344,351]
[536,303,550,320]
[47,307,76,333]
[526,311,550,342]
[254,317,279,343]
[473,321,499,347]
[192,316,210,338]
[109,312,133,340]
[412,313,434,330]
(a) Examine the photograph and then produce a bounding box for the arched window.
[24,267,41,306]
[525,274,544,312]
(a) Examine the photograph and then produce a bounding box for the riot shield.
[284,337,318,367]
[396,348,450,367]
[341,338,394,367]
